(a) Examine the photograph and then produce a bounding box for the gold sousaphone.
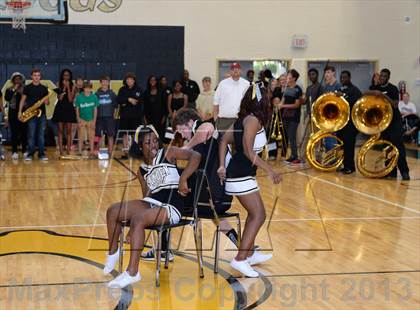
[351,92,398,178]
[306,92,350,171]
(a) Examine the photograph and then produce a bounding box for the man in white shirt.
[213,62,250,132]
[398,93,417,117]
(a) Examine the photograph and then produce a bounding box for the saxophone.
[19,88,54,123]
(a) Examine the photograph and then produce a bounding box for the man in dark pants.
[336,71,362,174]
[181,70,200,109]
[372,68,410,180]
[278,69,303,163]
[304,68,323,117]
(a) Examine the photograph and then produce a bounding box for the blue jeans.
[323,136,337,151]
[27,114,46,157]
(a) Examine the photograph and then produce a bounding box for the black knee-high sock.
[224,229,239,248]
[161,230,169,251]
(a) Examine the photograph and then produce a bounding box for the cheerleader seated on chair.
[218,83,281,278]
[104,125,201,288]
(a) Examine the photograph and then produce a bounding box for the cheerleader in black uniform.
[104,125,201,288]
[218,84,281,277]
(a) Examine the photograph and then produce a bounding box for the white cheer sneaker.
[230,258,259,278]
[108,271,141,288]
[247,252,273,266]
[103,250,119,275]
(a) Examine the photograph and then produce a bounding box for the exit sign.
[292,35,308,49]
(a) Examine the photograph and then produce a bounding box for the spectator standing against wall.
[196,76,214,121]
[181,70,200,109]
[213,62,249,134]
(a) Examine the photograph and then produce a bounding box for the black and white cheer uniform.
[225,118,267,196]
[140,148,184,224]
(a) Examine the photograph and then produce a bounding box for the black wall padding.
[0,24,184,86]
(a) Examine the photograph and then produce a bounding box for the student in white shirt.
[213,62,250,133]
[398,93,417,117]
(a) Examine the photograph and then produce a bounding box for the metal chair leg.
[193,219,204,278]
[164,229,171,269]
[155,230,162,287]
[214,225,220,273]
[118,222,125,273]
[236,215,242,247]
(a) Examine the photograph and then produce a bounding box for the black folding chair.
[192,169,241,274]
[117,174,205,287]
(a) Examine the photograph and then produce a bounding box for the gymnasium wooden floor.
[0,147,419,309]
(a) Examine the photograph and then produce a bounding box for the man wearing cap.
[213,62,249,133]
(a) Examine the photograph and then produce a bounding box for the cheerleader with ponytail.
[104,125,201,288]
[218,83,281,277]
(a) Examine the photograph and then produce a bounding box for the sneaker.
[291,159,302,164]
[247,252,273,266]
[24,154,32,161]
[120,154,129,160]
[0,154,5,161]
[285,156,297,163]
[108,271,141,288]
[402,173,410,181]
[12,152,19,160]
[23,152,28,158]
[39,156,48,161]
[140,249,174,262]
[103,250,120,274]
[230,258,258,278]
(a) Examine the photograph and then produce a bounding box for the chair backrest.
[191,169,221,224]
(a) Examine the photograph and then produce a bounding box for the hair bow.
[134,125,159,144]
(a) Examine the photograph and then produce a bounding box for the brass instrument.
[351,93,398,178]
[19,89,53,122]
[269,106,284,142]
[305,92,350,171]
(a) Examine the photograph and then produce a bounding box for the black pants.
[8,109,27,153]
[337,124,358,171]
[283,119,299,158]
[382,127,409,177]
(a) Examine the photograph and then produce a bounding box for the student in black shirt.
[278,69,303,163]
[304,68,323,116]
[143,75,167,138]
[5,72,27,159]
[336,71,362,174]
[117,72,143,159]
[159,75,171,114]
[371,68,409,180]
[18,68,50,161]
[181,70,200,109]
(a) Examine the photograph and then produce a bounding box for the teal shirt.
[75,93,99,121]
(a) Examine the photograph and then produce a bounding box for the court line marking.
[296,171,420,215]
[1,216,419,230]
[261,269,420,278]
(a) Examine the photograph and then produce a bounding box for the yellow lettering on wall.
[69,0,96,12]
[97,0,122,13]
